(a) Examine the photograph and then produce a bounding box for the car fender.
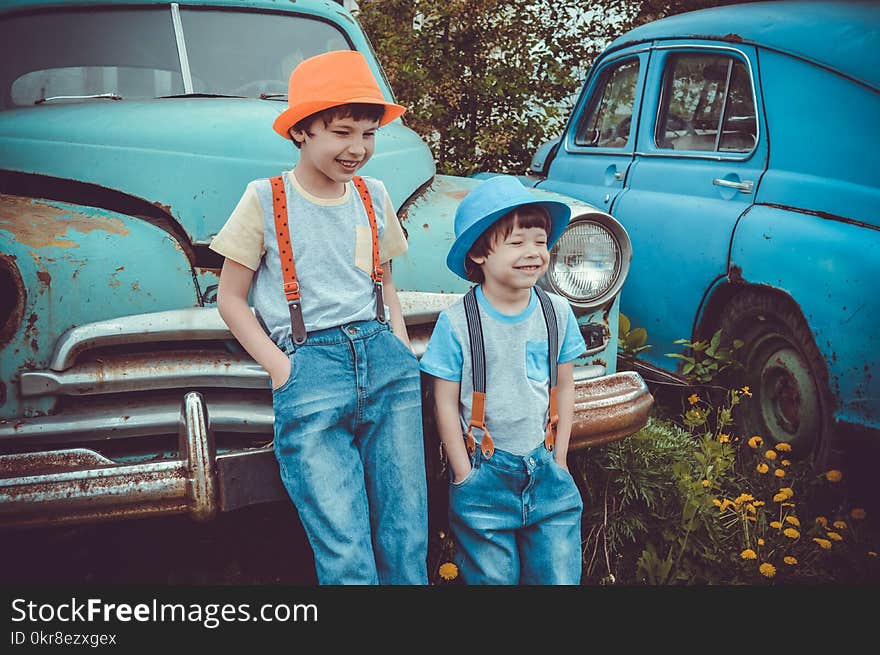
[0,194,199,418]
[727,203,880,429]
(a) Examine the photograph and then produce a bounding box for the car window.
[2,8,184,107]
[655,53,757,153]
[574,59,640,148]
[0,7,352,108]
[180,8,350,97]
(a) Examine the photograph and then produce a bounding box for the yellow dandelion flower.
[734,493,754,504]
[718,433,730,443]
[741,386,752,397]
[758,538,765,546]
[740,549,757,560]
[701,479,710,488]
[813,538,832,550]
[869,551,878,558]
[779,487,794,499]
[783,528,800,539]
[851,508,867,520]
[746,515,757,522]
[774,468,786,478]
[754,500,766,507]
[770,521,783,529]
[746,503,757,514]
[784,556,797,565]
[826,531,843,541]
[438,562,459,581]
[712,498,722,507]
[825,469,843,483]
[782,502,796,507]
[720,499,733,511]
[785,516,801,527]
[765,449,778,460]
[833,520,847,530]
[773,491,788,502]
[748,435,763,449]
[759,562,776,578]
[782,459,791,467]
[816,516,828,528]
[756,463,769,474]
[688,393,699,405]
[775,442,792,452]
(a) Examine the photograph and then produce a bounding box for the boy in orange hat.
[209,51,427,585]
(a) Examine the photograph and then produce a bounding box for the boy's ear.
[468,253,486,266]
[289,128,307,145]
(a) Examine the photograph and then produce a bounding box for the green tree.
[357,0,744,176]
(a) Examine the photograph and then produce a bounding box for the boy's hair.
[289,102,386,148]
[464,205,552,283]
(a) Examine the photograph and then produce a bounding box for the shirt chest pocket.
[525,340,550,382]
[354,225,372,275]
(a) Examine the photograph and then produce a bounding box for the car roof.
[0,0,341,17]
[606,1,880,92]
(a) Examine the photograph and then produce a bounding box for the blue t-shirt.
[420,286,587,454]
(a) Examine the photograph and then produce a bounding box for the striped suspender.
[269,174,385,345]
[463,286,560,459]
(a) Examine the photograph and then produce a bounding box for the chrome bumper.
[0,369,652,530]
[570,370,653,450]
[0,392,219,529]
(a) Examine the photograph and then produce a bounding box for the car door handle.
[713,178,753,193]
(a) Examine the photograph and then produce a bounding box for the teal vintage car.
[0,0,651,529]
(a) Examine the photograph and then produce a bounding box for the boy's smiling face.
[470,222,550,293]
[291,115,380,196]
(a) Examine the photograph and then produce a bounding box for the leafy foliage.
[357,0,745,176]
[665,329,743,384]
[574,390,880,585]
[618,312,651,356]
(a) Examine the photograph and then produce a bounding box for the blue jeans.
[272,319,428,585]
[449,442,583,585]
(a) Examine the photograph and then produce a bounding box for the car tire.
[719,289,836,468]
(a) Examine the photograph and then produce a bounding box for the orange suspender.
[269,174,385,345]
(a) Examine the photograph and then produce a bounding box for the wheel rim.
[747,333,821,456]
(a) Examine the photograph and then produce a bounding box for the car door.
[538,44,649,212]
[611,42,768,369]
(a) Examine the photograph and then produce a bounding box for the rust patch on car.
[23,313,38,353]
[728,264,744,284]
[0,254,26,349]
[0,196,129,249]
[36,270,51,290]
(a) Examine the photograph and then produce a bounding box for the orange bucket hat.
[272,50,406,140]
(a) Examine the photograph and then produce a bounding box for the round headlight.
[545,215,630,309]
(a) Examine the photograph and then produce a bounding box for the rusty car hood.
[0,97,436,245]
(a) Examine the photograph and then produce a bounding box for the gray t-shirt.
[420,286,587,455]
[217,172,399,344]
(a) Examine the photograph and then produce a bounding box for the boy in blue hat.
[419,175,587,584]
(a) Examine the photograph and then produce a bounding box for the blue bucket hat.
[446,175,572,280]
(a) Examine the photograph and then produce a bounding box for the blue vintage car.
[521,1,879,465]
[0,0,650,528]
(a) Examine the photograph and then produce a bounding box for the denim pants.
[272,319,428,585]
[448,442,583,585]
